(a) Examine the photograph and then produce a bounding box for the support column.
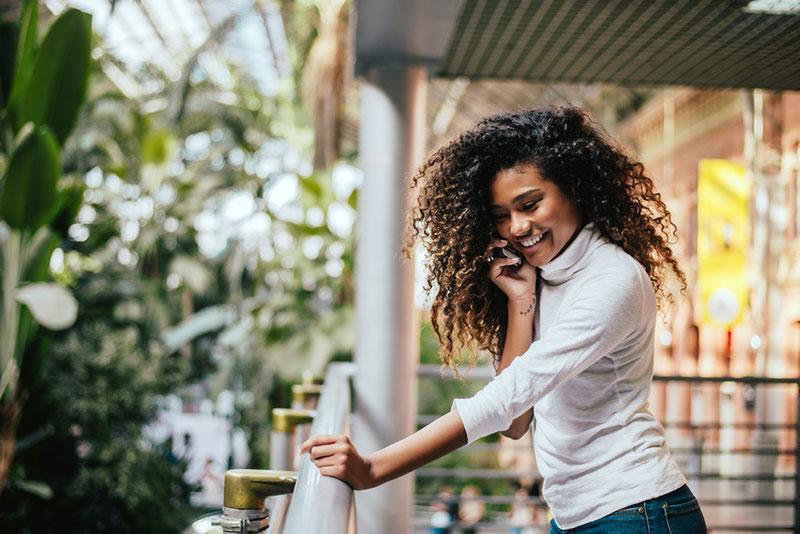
[744,89,785,498]
[353,67,426,534]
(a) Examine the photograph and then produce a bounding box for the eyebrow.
[490,188,541,209]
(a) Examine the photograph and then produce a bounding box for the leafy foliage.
[1,1,90,496]
[0,125,60,230]
[0,318,193,533]
[9,9,92,144]
[2,1,362,528]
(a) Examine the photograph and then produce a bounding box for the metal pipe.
[290,384,323,410]
[283,363,356,534]
[220,469,297,534]
[265,406,317,532]
[270,408,315,471]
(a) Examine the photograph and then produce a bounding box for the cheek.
[494,221,508,237]
[535,206,558,226]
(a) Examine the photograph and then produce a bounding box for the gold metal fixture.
[223,469,297,511]
[291,383,323,405]
[271,408,315,433]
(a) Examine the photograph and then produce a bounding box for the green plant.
[0,1,92,492]
[0,317,194,533]
[60,28,360,472]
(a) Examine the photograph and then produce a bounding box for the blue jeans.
[549,484,707,533]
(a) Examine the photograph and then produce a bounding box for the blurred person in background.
[509,485,539,534]
[430,485,459,533]
[459,485,484,534]
[301,106,707,533]
[430,500,452,534]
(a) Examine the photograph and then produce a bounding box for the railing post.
[270,408,315,471]
[283,362,356,534]
[291,384,323,410]
[302,370,324,387]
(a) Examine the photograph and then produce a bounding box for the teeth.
[520,232,546,247]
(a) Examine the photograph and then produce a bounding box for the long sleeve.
[453,269,645,444]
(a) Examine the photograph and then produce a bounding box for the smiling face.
[489,164,583,267]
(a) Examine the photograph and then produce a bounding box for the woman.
[300,106,708,533]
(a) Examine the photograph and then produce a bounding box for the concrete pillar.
[743,89,786,498]
[353,67,426,534]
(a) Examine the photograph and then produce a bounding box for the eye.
[522,202,538,211]
[492,212,508,221]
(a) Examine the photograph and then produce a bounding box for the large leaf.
[15,8,92,144]
[15,282,78,330]
[6,0,38,121]
[0,126,60,231]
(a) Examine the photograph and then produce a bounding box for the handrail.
[282,362,356,534]
[417,364,800,384]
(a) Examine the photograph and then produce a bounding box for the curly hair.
[402,105,686,371]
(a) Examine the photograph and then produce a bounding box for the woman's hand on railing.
[300,434,377,490]
[302,411,468,493]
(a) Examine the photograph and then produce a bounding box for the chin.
[525,255,542,266]
[528,251,552,267]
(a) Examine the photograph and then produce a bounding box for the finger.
[300,435,339,454]
[490,258,522,279]
[491,257,521,271]
[312,454,345,468]
[486,251,520,265]
[484,239,508,256]
[309,444,340,461]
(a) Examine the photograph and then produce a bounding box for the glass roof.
[46,0,289,98]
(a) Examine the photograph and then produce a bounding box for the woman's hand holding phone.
[485,238,538,303]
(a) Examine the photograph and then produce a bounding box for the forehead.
[490,164,552,202]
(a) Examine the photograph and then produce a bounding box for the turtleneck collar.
[538,222,607,285]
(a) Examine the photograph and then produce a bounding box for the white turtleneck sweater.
[452,222,687,529]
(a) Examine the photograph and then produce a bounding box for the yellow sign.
[697,159,749,327]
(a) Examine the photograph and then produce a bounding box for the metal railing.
[417,365,800,533]
[282,362,356,534]
[188,363,356,534]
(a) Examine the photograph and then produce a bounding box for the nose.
[509,213,531,237]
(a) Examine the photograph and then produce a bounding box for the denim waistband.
[638,484,693,508]
[655,484,692,502]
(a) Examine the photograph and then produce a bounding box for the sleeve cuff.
[452,395,506,444]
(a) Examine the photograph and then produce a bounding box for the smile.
[518,231,547,249]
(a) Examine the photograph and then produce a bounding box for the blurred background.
[0,0,799,532]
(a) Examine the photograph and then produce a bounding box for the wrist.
[508,294,536,316]
[364,453,381,488]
